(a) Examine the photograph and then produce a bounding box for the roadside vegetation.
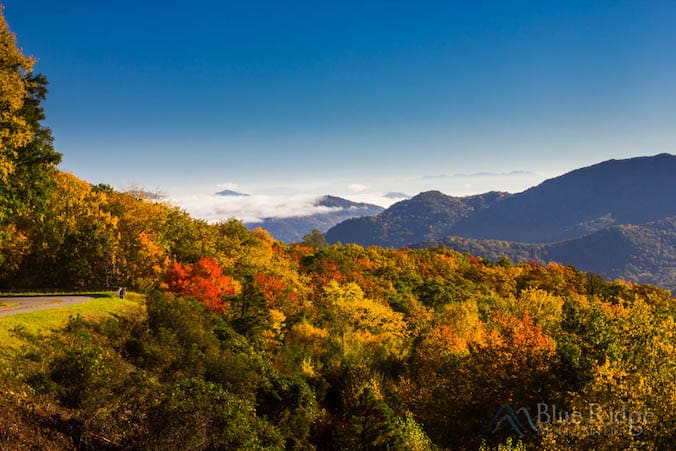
[0,293,142,351]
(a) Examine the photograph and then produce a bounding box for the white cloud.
[165,168,548,225]
[169,193,345,224]
[339,193,398,208]
[348,183,368,193]
[215,182,240,190]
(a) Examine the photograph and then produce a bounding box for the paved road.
[0,296,97,317]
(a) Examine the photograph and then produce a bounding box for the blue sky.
[4,1,676,216]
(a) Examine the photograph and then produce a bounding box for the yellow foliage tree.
[38,172,119,288]
[0,7,34,181]
[323,281,407,359]
[109,192,170,290]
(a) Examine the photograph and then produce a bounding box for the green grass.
[0,293,144,352]
[0,302,18,309]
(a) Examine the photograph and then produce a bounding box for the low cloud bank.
[170,194,349,223]
[167,171,544,224]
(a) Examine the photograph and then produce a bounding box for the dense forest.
[1,7,676,450]
[419,217,676,292]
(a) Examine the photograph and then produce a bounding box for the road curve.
[0,295,97,318]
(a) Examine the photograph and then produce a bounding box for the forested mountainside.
[418,216,676,292]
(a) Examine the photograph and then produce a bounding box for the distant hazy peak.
[316,195,383,209]
[215,189,250,197]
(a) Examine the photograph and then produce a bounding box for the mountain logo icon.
[489,403,539,436]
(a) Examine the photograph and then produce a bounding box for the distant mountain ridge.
[451,153,676,243]
[325,191,511,247]
[246,195,384,243]
[327,154,676,246]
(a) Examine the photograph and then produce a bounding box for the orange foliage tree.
[164,257,241,312]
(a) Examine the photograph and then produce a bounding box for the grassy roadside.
[0,292,145,353]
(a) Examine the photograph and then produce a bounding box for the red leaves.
[164,257,240,312]
[481,313,556,375]
[494,313,555,352]
[254,273,301,311]
[254,274,288,304]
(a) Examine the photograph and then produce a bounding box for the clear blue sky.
[4,0,676,199]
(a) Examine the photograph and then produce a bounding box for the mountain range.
[326,154,676,291]
[450,153,676,243]
[245,195,384,243]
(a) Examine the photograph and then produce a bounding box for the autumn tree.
[108,191,170,290]
[323,281,407,361]
[0,6,34,180]
[0,9,62,277]
[0,171,120,289]
[44,172,119,289]
[164,257,241,312]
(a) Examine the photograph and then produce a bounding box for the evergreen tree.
[302,228,328,249]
